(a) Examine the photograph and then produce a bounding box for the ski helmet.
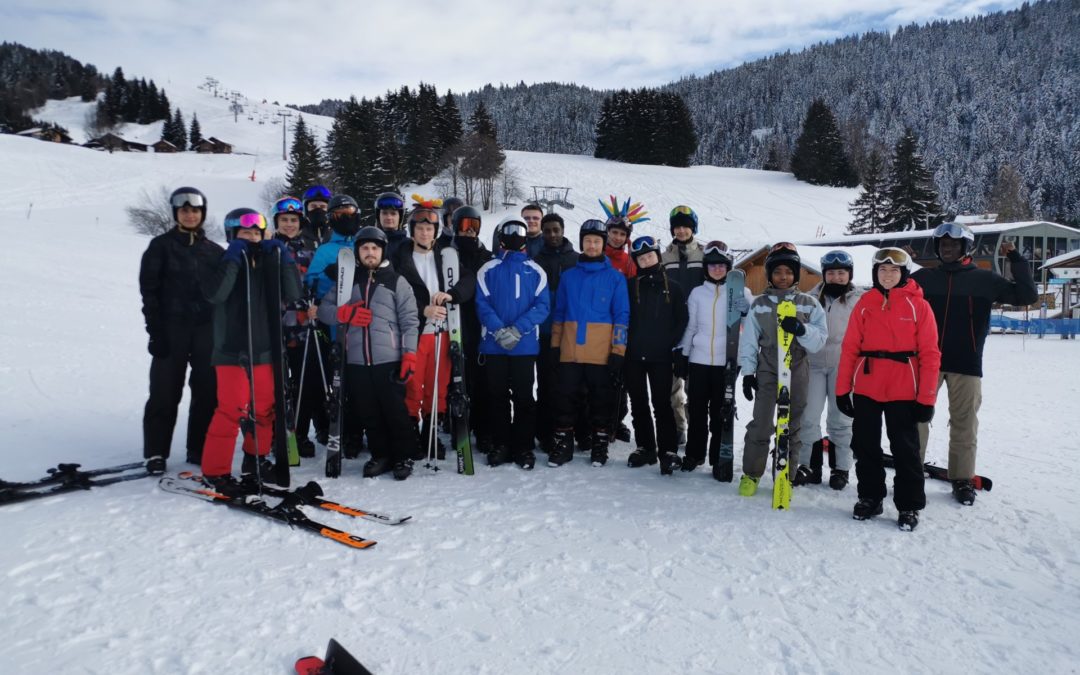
[170,186,207,226]
[497,217,528,251]
[764,241,801,284]
[605,214,632,235]
[373,192,405,222]
[820,250,854,274]
[441,196,464,228]
[452,205,482,235]
[223,207,266,242]
[302,185,332,213]
[669,205,698,236]
[354,225,388,253]
[408,205,440,239]
[702,240,734,270]
[270,196,306,228]
[579,218,608,249]
[931,222,975,259]
[871,247,911,291]
[327,194,361,237]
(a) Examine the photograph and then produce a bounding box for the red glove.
[336,302,372,327]
[399,352,417,383]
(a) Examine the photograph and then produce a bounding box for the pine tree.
[468,101,497,140]
[168,108,188,151]
[881,128,942,231]
[188,113,203,148]
[987,163,1032,222]
[848,150,888,234]
[790,99,858,187]
[285,115,324,197]
[159,110,175,145]
[436,93,463,160]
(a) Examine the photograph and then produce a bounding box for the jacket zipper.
[364,272,374,365]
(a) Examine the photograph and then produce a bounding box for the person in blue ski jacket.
[305,194,362,300]
[475,217,551,470]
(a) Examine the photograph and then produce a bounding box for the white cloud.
[0,0,1026,103]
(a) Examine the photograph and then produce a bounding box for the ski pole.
[425,323,444,471]
[293,323,312,429]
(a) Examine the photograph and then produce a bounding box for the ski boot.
[548,429,574,467]
[791,465,814,487]
[574,432,592,455]
[659,451,681,476]
[853,498,884,520]
[240,453,276,478]
[362,456,393,478]
[627,447,658,468]
[298,438,316,459]
[487,445,510,467]
[514,448,536,470]
[680,454,704,473]
[476,434,494,456]
[392,459,413,481]
[738,475,759,496]
[145,455,166,476]
[952,479,976,506]
[829,469,849,491]
[590,429,610,467]
[898,510,919,531]
[202,474,247,499]
[615,422,632,443]
[808,439,824,484]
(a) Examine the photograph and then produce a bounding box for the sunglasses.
[873,247,911,267]
[237,212,267,230]
[171,192,205,209]
[631,235,658,252]
[274,197,303,214]
[376,195,404,210]
[303,185,332,201]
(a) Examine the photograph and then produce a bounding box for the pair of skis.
[159,473,410,550]
[0,461,151,505]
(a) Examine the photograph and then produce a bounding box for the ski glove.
[779,316,806,337]
[337,302,372,327]
[222,238,248,264]
[494,327,523,351]
[399,352,417,383]
[836,393,855,418]
[608,353,625,386]
[147,331,169,358]
[912,402,935,424]
[672,349,689,380]
[260,238,295,264]
[742,375,757,401]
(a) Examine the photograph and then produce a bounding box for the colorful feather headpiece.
[411,193,443,210]
[598,195,650,227]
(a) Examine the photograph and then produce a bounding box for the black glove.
[912,403,935,424]
[673,350,689,380]
[742,375,757,401]
[608,353,625,386]
[148,331,169,358]
[836,393,855,418]
[780,316,806,336]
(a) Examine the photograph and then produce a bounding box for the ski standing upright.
[441,246,475,475]
[773,299,797,509]
[325,248,355,478]
[714,268,747,482]
[265,246,295,483]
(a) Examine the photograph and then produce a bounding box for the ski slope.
[2,89,1079,674]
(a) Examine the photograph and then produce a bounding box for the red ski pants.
[201,364,274,477]
[405,332,450,418]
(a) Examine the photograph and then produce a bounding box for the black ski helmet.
[497,217,528,251]
[442,197,464,227]
[327,194,361,237]
[170,186,207,226]
[764,242,801,284]
[223,207,264,242]
[452,205,483,235]
[579,218,608,249]
[354,225,388,254]
[702,240,734,269]
[932,222,975,259]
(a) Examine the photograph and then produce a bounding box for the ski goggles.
[410,212,440,226]
[631,235,659,252]
[580,219,608,235]
[872,247,910,267]
[456,216,481,234]
[303,185,332,202]
[171,192,205,209]
[770,241,797,254]
[500,221,528,238]
[820,250,854,268]
[375,194,404,211]
[237,212,268,231]
[669,205,698,226]
[932,222,974,242]
[273,197,303,215]
[703,240,730,256]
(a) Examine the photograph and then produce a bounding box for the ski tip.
[295,655,324,675]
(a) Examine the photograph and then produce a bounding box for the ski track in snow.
[1,94,1079,673]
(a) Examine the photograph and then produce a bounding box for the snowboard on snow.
[713,269,747,482]
[883,453,993,491]
[772,299,797,510]
[296,638,373,675]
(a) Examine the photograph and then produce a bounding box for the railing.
[990,316,1080,335]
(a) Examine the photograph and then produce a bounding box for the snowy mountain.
[2,84,1079,674]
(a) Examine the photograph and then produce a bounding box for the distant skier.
[199,209,301,491]
[737,243,826,496]
[475,218,551,469]
[912,222,1037,505]
[797,250,864,490]
[317,227,420,480]
[836,247,940,531]
[139,187,222,475]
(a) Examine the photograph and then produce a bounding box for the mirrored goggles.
[171,192,205,209]
[501,222,528,238]
[703,240,729,256]
[376,195,404,210]
[820,250,853,267]
[303,185,332,201]
[770,241,797,254]
[238,213,267,231]
[932,222,974,241]
[273,197,303,214]
[457,216,481,233]
[580,219,607,235]
[631,235,658,252]
[872,247,910,267]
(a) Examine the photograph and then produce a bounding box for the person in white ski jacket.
[797,251,864,491]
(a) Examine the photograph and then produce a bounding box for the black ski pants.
[851,395,926,511]
[556,363,613,431]
[626,359,676,454]
[535,339,559,444]
[143,319,216,462]
[345,363,415,463]
[484,354,537,453]
[465,340,491,442]
[287,329,329,440]
[686,363,728,464]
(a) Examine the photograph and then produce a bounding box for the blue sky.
[1,0,1029,104]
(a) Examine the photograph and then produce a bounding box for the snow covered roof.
[1040,249,1080,269]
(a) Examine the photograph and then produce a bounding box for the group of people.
[139,185,1037,529]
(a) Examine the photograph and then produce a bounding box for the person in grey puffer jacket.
[797,251,864,491]
[318,227,420,480]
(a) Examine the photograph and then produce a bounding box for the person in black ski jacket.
[624,236,688,474]
[911,223,1038,504]
[198,210,301,490]
[531,213,578,454]
[139,187,223,474]
[374,192,410,260]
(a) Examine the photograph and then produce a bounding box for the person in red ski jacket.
[836,247,940,531]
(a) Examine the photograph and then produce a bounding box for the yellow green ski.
[773,299,797,510]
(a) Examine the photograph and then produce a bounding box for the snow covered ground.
[3,89,1079,674]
